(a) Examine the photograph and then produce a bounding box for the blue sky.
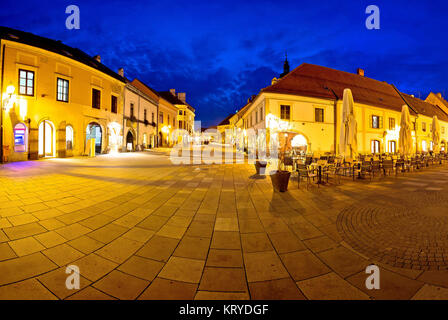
[2,0,448,127]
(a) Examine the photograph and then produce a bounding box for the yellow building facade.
[0,27,125,162]
[226,63,448,156]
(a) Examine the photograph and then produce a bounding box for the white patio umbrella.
[339,88,358,159]
[399,105,413,156]
[432,115,441,153]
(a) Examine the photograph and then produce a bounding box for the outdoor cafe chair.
[297,164,318,189]
[382,159,394,176]
[359,161,373,180]
[371,160,382,178]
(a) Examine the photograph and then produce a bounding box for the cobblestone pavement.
[1,152,448,300]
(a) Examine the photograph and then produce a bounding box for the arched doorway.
[126,131,134,151]
[38,120,55,157]
[291,134,308,154]
[86,123,102,154]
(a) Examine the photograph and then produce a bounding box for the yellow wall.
[0,39,125,161]
[158,97,178,146]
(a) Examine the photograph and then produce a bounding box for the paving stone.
[118,255,164,281]
[243,251,289,283]
[95,237,142,264]
[199,267,247,292]
[38,267,91,299]
[55,223,91,241]
[66,286,116,300]
[206,249,243,268]
[42,243,85,266]
[303,235,337,253]
[136,235,179,262]
[317,246,368,278]
[347,268,425,300]
[93,270,149,300]
[159,256,205,283]
[195,291,250,300]
[412,284,448,300]
[9,237,46,256]
[0,253,57,286]
[138,278,197,300]
[280,250,331,281]
[34,231,67,248]
[71,253,118,282]
[0,279,57,300]
[173,236,210,260]
[68,235,104,254]
[268,231,306,254]
[211,231,240,249]
[241,232,274,253]
[297,272,370,300]
[3,222,47,240]
[249,278,306,300]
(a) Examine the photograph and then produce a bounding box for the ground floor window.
[422,140,427,152]
[371,140,380,154]
[14,123,27,152]
[66,125,74,150]
[388,140,396,153]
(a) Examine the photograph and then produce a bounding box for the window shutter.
[369,116,373,128]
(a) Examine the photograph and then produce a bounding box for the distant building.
[123,78,159,150]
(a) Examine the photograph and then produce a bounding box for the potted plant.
[270,133,292,192]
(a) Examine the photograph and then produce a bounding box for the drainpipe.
[328,87,339,155]
[156,100,159,147]
[137,94,140,150]
[0,44,5,164]
[122,86,126,152]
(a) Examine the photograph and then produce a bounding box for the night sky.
[2,0,448,127]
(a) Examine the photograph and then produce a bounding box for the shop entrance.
[86,123,102,154]
[38,120,55,157]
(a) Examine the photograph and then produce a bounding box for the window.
[56,78,69,102]
[389,117,395,130]
[14,123,27,152]
[315,108,324,122]
[111,96,117,113]
[19,69,34,96]
[159,112,163,124]
[443,127,446,134]
[371,115,382,129]
[422,140,427,152]
[152,112,155,123]
[66,125,74,150]
[280,105,290,120]
[173,118,175,127]
[422,122,426,132]
[179,110,183,115]
[371,140,380,154]
[130,103,134,118]
[255,111,258,124]
[179,120,182,129]
[144,109,147,121]
[388,141,396,153]
[92,88,101,109]
[168,114,170,125]
[413,122,417,131]
[260,106,264,121]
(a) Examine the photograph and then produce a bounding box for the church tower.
[280,52,290,78]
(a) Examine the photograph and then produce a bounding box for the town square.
[1,0,448,307]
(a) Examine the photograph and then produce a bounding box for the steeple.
[280,52,290,78]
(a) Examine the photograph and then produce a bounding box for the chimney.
[170,89,176,96]
[271,77,278,85]
[437,92,442,98]
[357,68,364,76]
[93,55,101,63]
[118,68,124,77]
[177,92,186,102]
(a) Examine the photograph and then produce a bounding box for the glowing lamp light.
[6,85,15,95]
[19,98,27,119]
[161,126,170,134]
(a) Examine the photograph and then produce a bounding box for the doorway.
[86,123,102,154]
[126,131,134,151]
[38,120,55,157]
